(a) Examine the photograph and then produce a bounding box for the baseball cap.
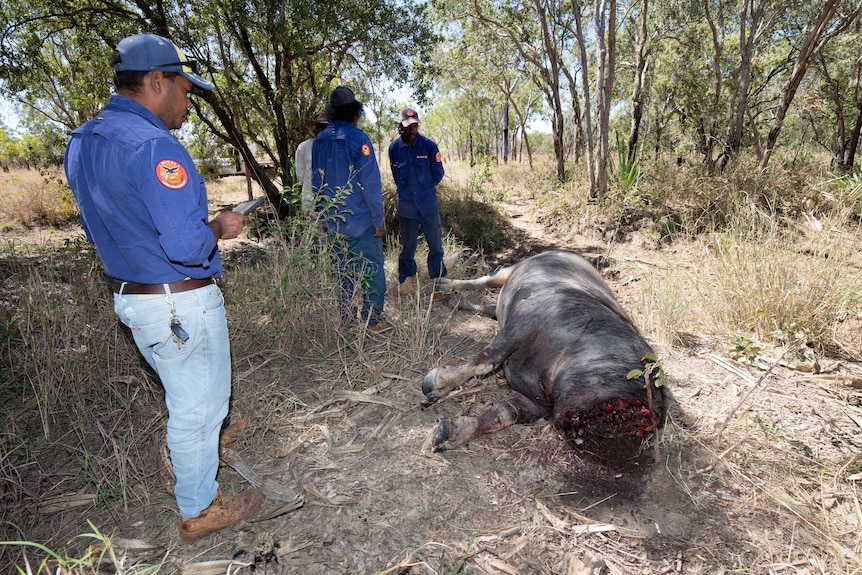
[330,86,358,106]
[400,108,420,127]
[112,33,215,92]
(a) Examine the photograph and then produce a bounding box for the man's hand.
[373,225,384,238]
[209,211,249,240]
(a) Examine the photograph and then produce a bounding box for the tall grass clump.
[0,238,167,567]
[0,168,79,228]
[436,180,517,255]
[637,155,828,239]
[224,216,345,359]
[702,215,862,347]
[220,214,476,419]
[636,201,862,352]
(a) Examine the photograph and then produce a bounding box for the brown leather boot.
[218,420,247,448]
[397,276,415,296]
[368,316,392,333]
[179,489,264,542]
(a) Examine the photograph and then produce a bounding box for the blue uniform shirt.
[388,133,445,219]
[65,95,220,284]
[311,120,384,238]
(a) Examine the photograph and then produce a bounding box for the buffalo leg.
[435,265,514,292]
[436,266,514,319]
[432,391,547,452]
[451,297,498,318]
[422,346,506,402]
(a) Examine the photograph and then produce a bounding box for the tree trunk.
[847,102,862,169]
[502,100,510,164]
[626,0,649,167]
[758,0,857,170]
[593,0,616,199]
[720,0,761,170]
[533,0,566,181]
[561,65,585,163]
[573,0,596,196]
[701,0,725,171]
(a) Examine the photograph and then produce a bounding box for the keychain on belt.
[164,286,189,349]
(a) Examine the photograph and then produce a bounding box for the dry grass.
[2,161,862,573]
[0,167,78,228]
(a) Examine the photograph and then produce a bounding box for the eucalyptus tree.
[0,0,436,217]
[705,0,858,170]
[429,26,504,161]
[644,0,726,170]
[428,7,543,168]
[588,0,617,198]
[805,27,862,170]
[619,0,651,169]
[435,0,577,182]
[421,94,472,162]
[640,0,858,173]
[754,0,859,170]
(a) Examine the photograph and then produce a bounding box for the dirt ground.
[7,179,862,574]
[171,191,862,573]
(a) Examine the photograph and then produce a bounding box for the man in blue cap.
[388,107,446,296]
[65,33,262,542]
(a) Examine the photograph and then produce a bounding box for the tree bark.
[593,0,616,199]
[573,0,596,196]
[626,0,649,167]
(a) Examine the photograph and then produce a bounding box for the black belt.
[113,277,214,295]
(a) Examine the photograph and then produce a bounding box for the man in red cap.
[388,107,446,296]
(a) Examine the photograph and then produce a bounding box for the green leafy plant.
[626,352,666,388]
[611,131,639,190]
[729,336,762,364]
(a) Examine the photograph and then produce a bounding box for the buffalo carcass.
[423,250,667,464]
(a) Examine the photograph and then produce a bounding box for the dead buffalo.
[423,250,668,465]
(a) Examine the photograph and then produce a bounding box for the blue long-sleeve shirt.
[311,120,384,237]
[388,134,445,218]
[65,95,220,284]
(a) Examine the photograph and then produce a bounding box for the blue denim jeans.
[114,283,230,518]
[331,226,386,325]
[398,209,447,283]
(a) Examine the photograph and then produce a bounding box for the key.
[170,316,189,345]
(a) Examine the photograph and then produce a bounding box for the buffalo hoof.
[422,369,441,402]
[431,416,478,452]
[432,419,453,452]
[434,278,455,294]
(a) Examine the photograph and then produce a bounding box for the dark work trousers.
[398,210,447,283]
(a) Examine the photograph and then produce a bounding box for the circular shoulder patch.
[360,144,371,157]
[155,159,189,189]
[435,151,442,162]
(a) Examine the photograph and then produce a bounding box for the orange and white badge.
[360,144,371,156]
[435,152,442,162]
[155,159,189,189]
